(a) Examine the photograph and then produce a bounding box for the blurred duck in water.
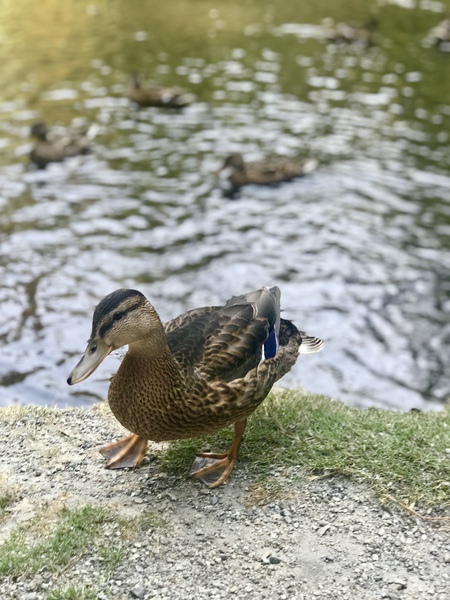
[127,72,193,108]
[325,18,378,46]
[30,122,98,169]
[216,152,318,197]
[427,17,450,51]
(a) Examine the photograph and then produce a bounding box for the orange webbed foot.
[99,434,148,469]
[190,453,238,488]
[189,420,247,488]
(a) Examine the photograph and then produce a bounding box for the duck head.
[30,122,49,141]
[67,289,164,385]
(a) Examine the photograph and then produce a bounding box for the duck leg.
[99,434,148,469]
[190,420,247,488]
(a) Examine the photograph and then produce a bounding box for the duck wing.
[246,159,316,185]
[164,287,280,382]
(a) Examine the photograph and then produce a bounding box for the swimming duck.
[30,122,98,169]
[68,287,323,488]
[127,73,193,108]
[325,18,378,45]
[428,17,450,51]
[216,152,318,193]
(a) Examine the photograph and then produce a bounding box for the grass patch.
[246,478,291,506]
[121,509,167,544]
[98,544,126,574]
[45,587,97,600]
[0,494,13,510]
[136,509,167,531]
[0,505,111,577]
[0,405,58,424]
[0,490,18,514]
[160,389,450,507]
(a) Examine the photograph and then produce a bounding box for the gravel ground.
[1,403,449,600]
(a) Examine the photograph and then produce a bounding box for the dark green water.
[0,0,449,410]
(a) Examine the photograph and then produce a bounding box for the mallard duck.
[428,18,450,51]
[216,153,318,193]
[325,18,378,45]
[67,287,323,488]
[30,122,98,169]
[127,73,192,108]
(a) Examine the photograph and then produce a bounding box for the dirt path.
[1,405,449,600]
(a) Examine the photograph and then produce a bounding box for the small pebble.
[130,586,146,599]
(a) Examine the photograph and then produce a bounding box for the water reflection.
[0,0,449,411]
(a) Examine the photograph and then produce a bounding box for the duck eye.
[113,311,123,321]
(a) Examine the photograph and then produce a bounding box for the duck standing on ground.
[68,287,323,488]
[127,72,192,108]
[216,152,318,193]
[29,122,98,169]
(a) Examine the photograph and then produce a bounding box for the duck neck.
[132,73,141,89]
[230,165,247,187]
[124,337,185,389]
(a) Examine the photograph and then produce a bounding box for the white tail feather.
[299,334,324,355]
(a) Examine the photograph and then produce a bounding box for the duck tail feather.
[301,158,319,174]
[86,124,100,140]
[299,334,324,355]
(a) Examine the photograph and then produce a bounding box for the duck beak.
[213,163,227,176]
[67,339,113,385]
[214,164,233,178]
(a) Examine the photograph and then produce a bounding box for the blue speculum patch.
[264,326,277,359]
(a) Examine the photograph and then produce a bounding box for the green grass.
[0,490,19,519]
[135,509,167,531]
[0,493,15,511]
[45,587,97,600]
[0,393,448,594]
[0,505,111,577]
[0,501,168,585]
[98,544,126,574]
[160,390,450,507]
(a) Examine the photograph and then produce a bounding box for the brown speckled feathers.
[164,303,269,382]
[69,287,323,443]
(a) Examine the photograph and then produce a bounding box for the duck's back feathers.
[30,122,98,168]
[165,287,281,382]
[225,286,280,359]
[217,153,318,192]
[246,158,317,185]
[325,18,378,45]
[128,73,193,108]
[428,18,450,50]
